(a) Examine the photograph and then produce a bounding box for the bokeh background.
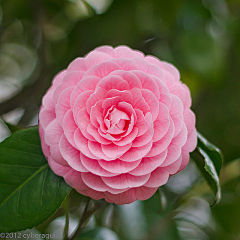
[0,0,240,239]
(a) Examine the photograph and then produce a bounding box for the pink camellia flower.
[39,45,197,204]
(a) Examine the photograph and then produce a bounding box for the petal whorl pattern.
[39,45,197,205]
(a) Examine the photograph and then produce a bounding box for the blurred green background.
[0,0,240,239]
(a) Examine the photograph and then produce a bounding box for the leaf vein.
[0,164,48,209]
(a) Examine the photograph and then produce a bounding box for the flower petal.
[73,90,94,121]
[84,61,121,78]
[50,144,69,166]
[80,153,117,177]
[39,107,56,130]
[119,141,152,162]
[177,149,190,172]
[64,169,89,191]
[184,109,196,136]
[151,75,171,108]
[114,46,144,58]
[90,100,104,128]
[132,59,165,86]
[102,96,121,116]
[132,112,153,147]
[55,87,73,125]
[44,119,63,146]
[110,58,139,71]
[146,118,175,157]
[152,102,170,142]
[132,70,160,100]
[102,173,150,189]
[62,109,78,147]
[129,150,167,176]
[96,74,129,91]
[76,107,95,141]
[95,45,114,56]
[117,102,136,123]
[42,88,54,109]
[85,50,112,68]
[98,159,141,174]
[161,155,182,175]
[105,186,157,205]
[81,189,105,201]
[113,127,138,146]
[170,95,184,137]
[70,76,100,107]
[105,89,133,105]
[87,123,111,145]
[160,123,187,167]
[182,128,197,153]
[130,88,150,115]
[52,70,67,86]
[67,58,87,72]
[140,89,159,121]
[88,141,114,160]
[86,87,107,114]
[82,172,127,193]
[48,156,71,176]
[53,71,84,105]
[162,61,180,82]
[102,143,132,159]
[59,135,88,172]
[182,83,192,109]
[74,128,100,159]
[168,82,185,105]
[134,109,149,136]
[143,168,169,187]
[109,70,142,89]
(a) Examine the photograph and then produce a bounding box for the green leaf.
[197,132,223,175]
[0,126,72,233]
[191,132,223,206]
[78,227,120,240]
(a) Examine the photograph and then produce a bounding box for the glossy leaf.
[197,132,223,175]
[191,132,223,206]
[0,126,72,233]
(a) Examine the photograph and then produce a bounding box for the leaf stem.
[63,199,70,240]
[69,198,100,240]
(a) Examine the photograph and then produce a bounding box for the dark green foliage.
[0,127,71,232]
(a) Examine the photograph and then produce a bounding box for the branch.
[0,79,48,116]
[0,0,51,119]
[69,198,101,240]
[63,201,70,240]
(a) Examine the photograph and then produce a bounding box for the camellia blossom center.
[105,107,130,135]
